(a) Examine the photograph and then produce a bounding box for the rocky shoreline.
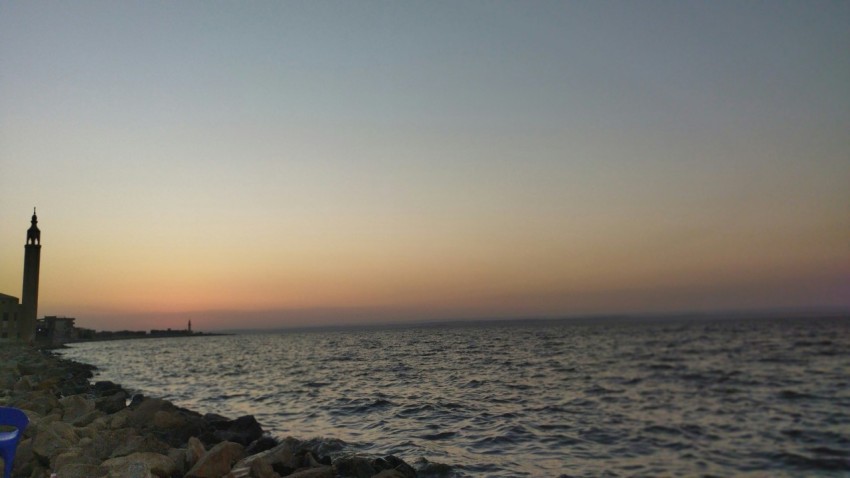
[0,343,423,478]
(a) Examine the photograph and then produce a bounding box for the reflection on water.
[59,317,850,477]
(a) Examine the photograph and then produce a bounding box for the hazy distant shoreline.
[210,308,850,335]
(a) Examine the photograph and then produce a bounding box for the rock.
[53,447,100,469]
[153,409,187,428]
[125,397,211,447]
[249,458,280,478]
[414,458,452,476]
[32,419,80,465]
[129,393,146,407]
[14,374,36,392]
[87,427,139,461]
[187,436,207,468]
[110,434,171,458]
[228,438,304,478]
[11,437,34,477]
[59,394,96,423]
[167,447,188,476]
[266,437,303,472]
[15,390,60,415]
[186,441,245,478]
[72,409,105,427]
[300,437,346,461]
[125,397,174,428]
[211,415,264,446]
[245,436,278,455]
[110,410,129,429]
[34,376,61,391]
[0,368,17,389]
[203,412,232,425]
[377,456,416,478]
[372,471,409,478]
[102,452,179,478]
[96,390,128,414]
[334,456,376,478]
[288,466,335,478]
[93,380,123,395]
[54,463,108,478]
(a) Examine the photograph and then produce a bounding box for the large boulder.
[229,437,341,477]
[334,456,376,478]
[102,451,179,478]
[187,436,207,469]
[14,389,60,415]
[186,441,245,478]
[32,419,80,465]
[110,433,172,458]
[373,456,416,478]
[86,427,139,461]
[59,394,96,423]
[248,458,281,478]
[12,438,34,477]
[372,470,409,478]
[96,390,128,414]
[154,409,187,428]
[54,463,108,478]
[93,380,124,396]
[288,466,335,478]
[52,447,101,470]
[125,397,211,446]
[207,414,264,446]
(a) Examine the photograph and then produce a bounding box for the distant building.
[37,316,78,345]
[0,210,42,342]
[0,293,21,339]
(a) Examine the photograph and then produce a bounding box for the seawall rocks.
[0,344,419,478]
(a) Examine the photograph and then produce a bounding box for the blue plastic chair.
[0,407,28,478]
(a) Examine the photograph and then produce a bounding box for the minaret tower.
[20,208,41,342]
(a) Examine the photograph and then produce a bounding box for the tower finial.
[27,208,41,245]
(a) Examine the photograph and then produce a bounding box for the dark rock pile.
[0,344,419,478]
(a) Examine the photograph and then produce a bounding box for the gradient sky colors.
[1,1,848,331]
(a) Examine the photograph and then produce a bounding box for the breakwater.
[0,343,422,478]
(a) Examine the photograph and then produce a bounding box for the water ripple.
[58,317,850,477]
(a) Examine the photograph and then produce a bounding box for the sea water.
[57,317,850,477]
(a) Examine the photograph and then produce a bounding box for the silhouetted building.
[0,293,21,339]
[0,209,42,341]
[37,316,77,345]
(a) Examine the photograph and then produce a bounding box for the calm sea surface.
[58,317,850,477]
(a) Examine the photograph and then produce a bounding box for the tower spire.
[27,208,40,245]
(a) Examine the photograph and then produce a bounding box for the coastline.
[0,343,422,478]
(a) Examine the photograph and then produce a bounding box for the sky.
[1,1,848,331]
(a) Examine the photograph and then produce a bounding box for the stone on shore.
[186,441,245,478]
[54,463,108,478]
[206,414,265,446]
[228,437,314,478]
[96,390,128,414]
[102,451,180,478]
[187,436,207,469]
[287,466,335,478]
[59,394,96,423]
[334,455,376,478]
[32,419,80,466]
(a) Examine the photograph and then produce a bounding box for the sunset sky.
[1,1,848,331]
